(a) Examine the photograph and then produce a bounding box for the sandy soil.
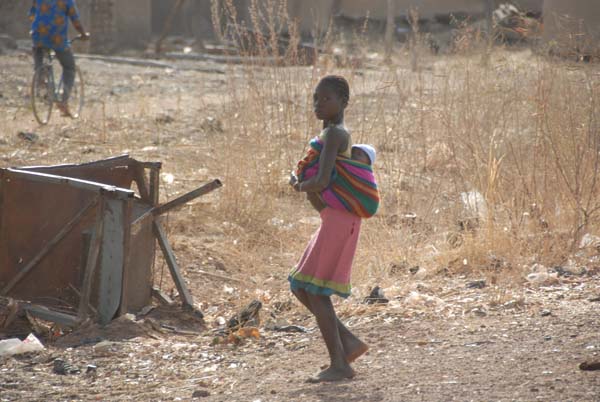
[0,49,599,402]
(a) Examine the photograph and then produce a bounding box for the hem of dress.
[288,276,350,299]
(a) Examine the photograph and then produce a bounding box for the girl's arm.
[294,126,346,193]
[307,192,327,212]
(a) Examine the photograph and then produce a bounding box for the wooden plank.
[153,179,222,216]
[155,0,187,54]
[152,286,174,305]
[6,169,134,200]
[149,167,160,206]
[18,154,132,171]
[97,199,126,325]
[133,164,150,202]
[0,170,4,250]
[153,220,194,307]
[21,304,78,327]
[1,197,99,296]
[77,199,105,320]
[118,198,133,316]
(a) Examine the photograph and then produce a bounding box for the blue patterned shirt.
[29,0,81,51]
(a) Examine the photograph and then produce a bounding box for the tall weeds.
[206,2,600,285]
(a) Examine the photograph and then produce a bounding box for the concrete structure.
[0,1,546,53]
[0,0,151,53]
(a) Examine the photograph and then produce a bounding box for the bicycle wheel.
[31,65,54,125]
[57,66,84,119]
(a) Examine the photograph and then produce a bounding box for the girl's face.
[313,84,346,122]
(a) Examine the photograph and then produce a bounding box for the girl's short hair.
[318,75,350,102]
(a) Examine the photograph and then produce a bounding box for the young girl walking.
[288,75,377,382]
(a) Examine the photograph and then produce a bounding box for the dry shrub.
[204,4,600,290]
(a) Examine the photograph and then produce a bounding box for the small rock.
[470,307,487,317]
[579,360,600,371]
[155,114,175,124]
[364,286,389,304]
[17,131,39,142]
[466,280,486,289]
[409,266,420,275]
[543,335,552,341]
[271,325,308,333]
[192,389,210,398]
[540,310,551,317]
[53,358,81,375]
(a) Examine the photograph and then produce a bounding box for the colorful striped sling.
[295,136,380,218]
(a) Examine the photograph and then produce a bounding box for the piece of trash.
[227,300,262,331]
[579,360,600,371]
[138,305,155,316]
[579,233,600,250]
[460,190,488,220]
[225,327,260,345]
[409,266,420,274]
[161,172,175,184]
[466,280,486,289]
[53,358,81,375]
[540,310,551,317]
[237,327,260,338]
[192,389,210,398]
[526,271,558,285]
[271,325,308,333]
[0,333,44,356]
[86,364,97,374]
[17,131,39,142]
[470,307,487,317]
[155,114,175,125]
[404,291,445,308]
[364,286,389,304]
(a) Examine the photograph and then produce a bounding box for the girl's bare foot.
[345,340,368,363]
[307,365,355,383]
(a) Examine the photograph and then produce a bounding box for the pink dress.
[288,207,361,298]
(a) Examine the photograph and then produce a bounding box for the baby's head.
[351,144,376,165]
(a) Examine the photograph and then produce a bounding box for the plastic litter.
[0,333,45,356]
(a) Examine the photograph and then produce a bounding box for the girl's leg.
[292,288,368,363]
[304,292,355,381]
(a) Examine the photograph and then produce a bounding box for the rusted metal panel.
[0,156,216,327]
[153,219,194,307]
[0,172,99,305]
[97,199,126,324]
[21,155,137,193]
[123,202,155,312]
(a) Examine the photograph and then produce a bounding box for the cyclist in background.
[29,0,89,117]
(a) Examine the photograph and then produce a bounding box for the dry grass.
[205,3,600,298]
[1,5,599,306]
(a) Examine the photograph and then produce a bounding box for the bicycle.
[30,36,86,125]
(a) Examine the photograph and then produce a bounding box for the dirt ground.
[0,48,599,402]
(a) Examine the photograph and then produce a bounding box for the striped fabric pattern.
[296,136,380,218]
